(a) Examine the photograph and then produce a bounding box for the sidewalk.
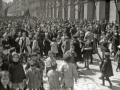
[76,48,120,90]
[43,75,102,90]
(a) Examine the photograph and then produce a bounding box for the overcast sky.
[3,0,13,3]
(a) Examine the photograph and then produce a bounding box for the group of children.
[0,43,79,90]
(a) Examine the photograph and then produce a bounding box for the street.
[42,47,120,90]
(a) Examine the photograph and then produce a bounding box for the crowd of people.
[0,17,119,90]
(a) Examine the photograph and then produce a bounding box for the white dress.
[51,42,58,54]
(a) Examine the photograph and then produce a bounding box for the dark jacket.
[101,58,114,77]
[2,38,11,50]
[0,62,9,71]
[9,62,26,83]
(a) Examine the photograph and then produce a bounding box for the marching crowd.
[0,17,119,90]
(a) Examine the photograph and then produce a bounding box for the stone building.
[46,0,120,23]
[7,0,120,22]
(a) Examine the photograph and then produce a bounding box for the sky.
[3,0,13,3]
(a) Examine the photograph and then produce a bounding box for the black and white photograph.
[0,0,120,90]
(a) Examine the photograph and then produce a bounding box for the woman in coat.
[101,52,113,88]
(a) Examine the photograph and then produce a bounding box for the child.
[9,52,26,90]
[65,45,77,64]
[36,51,45,90]
[59,53,78,90]
[46,51,56,75]
[50,38,58,57]
[25,53,41,70]
[47,62,60,90]
[114,45,120,72]
[101,52,113,88]
[32,34,40,53]
[26,60,41,90]
[0,71,12,90]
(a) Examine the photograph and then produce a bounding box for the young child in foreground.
[59,53,78,90]
[47,62,60,90]
[26,60,42,90]
[0,71,12,90]
[46,51,56,74]
[9,52,26,90]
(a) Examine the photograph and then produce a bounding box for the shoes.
[110,83,112,89]
[116,69,118,72]
[86,67,90,70]
[101,84,105,86]
[99,76,103,79]
[90,62,93,64]
[84,66,87,68]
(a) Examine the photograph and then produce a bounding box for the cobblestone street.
[43,76,102,90]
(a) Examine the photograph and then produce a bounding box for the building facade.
[46,0,120,23]
[8,0,120,22]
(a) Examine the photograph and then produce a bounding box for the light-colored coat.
[32,40,40,52]
[47,70,60,90]
[19,37,31,53]
[26,68,41,90]
[59,62,78,88]
[19,37,30,46]
[51,42,58,54]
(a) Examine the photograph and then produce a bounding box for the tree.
[4,3,11,17]
[74,0,87,19]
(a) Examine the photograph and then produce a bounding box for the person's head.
[63,53,71,63]
[51,62,57,70]
[48,51,54,57]
[65,36,69,42]
[36,51,41,59]
[104,52,110,58]
[114,32,118,36]
[28,33,33,38]
[102,41,108,48]
[12,52,19,62]
[0,71,10,86]
[52,38,56,42]
[118,45,120,50]
[70,45,75,51]
[3,32,8,39]
[62,32,66,36]
[73,35,78,40]
[29,61,36,70]
[22,32,26,38]
[11,29,16,36]
[17,31,22,37]
[31,53,37,61]
[33,34,38,40]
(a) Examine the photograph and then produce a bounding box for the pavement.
[23,47,120,90]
